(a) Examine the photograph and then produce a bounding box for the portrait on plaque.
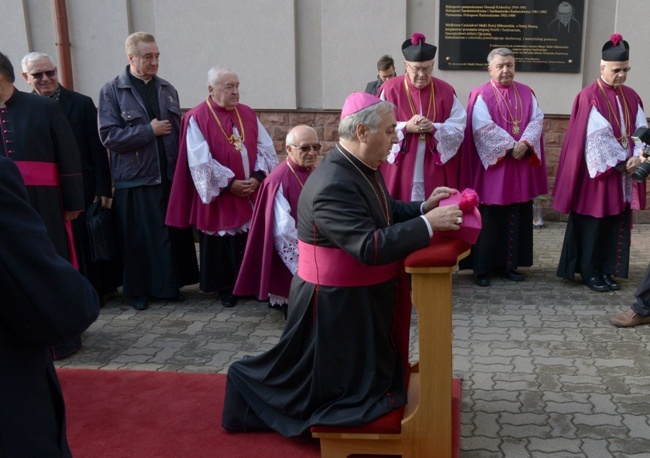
[439,0,585,73]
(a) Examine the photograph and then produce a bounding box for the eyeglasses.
[406,62,433,75]
[292,143,321,153]
[29,70,56,80]
[606,66,631,74]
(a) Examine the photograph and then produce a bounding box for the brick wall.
[257,110,650,223]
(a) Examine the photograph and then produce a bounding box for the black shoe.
[602,274,621,291]
[132,296,149,311]
[220,293,238,307]
[474,274,490,287]
[582,275,609,293]
[503,269,525,282]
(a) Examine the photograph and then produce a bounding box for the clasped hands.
[229,178,260,198]
[406,115,434,135]
[509,141,529,160]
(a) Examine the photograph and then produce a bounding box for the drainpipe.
[53,0,73,90]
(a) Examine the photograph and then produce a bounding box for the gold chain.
[597,79,631,149]
[490,81,523,135]
[205,97,246,151]
[286,159,305,188]
[336,145,390,225]
[404,78,436,140]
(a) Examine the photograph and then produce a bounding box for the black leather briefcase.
[86,200,118,262]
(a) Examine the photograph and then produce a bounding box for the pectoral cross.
[512,122,520,135]
[233,135,244,151]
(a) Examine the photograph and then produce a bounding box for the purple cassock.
[553,78,646,282]
[378,74,465,201]
[553,79,646,217]
[233,157,312,304]
[460,80,547,204]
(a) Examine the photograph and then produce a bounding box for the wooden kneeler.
[311,236,470,458]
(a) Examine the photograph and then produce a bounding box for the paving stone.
[528,437,583,454]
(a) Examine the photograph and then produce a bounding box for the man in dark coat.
[0,155,100,457]
[21,51,118,305]
[222,92,463,437]
[98,32,198,310]
[0,51,87,359]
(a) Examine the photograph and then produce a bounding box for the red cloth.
[552,80,646,217]
[379,75,459,201]
[437,192,482,245]
[166,99,260,231]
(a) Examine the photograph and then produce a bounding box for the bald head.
[286,125,319,169]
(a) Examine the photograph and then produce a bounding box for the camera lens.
[631,161,650,182]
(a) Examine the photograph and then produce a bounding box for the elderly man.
[0,155,99,457]
[222,92,463,437]
[459,48,547,287]
[22,51,116,304]
[166,67,277,308]
[364,54,396,96]
[98,32,198,311]
[0,51,86,359]
[378,32,466,202]
[233,125,318,315]
[554,34,647,298]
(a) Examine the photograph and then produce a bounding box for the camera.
[630,127,650,182]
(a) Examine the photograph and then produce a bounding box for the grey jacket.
[98,67,182,189]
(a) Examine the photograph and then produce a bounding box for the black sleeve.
[83,96,112,197]
[0,157,100,346]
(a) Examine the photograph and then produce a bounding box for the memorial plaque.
[439,0,584,72]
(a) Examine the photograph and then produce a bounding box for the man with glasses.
[234,125,319,316]
[378,32,466,202]
[553,34,647,299]
[21,52,116,313]
[0,50,86,349]
[166,67,277,308]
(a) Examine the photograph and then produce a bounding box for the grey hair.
[207,66,236,87]
[125,32,156,56]
[487,48,514,65]
[338,101,395,140]
[286,125,317,146]
[21,52,54,72]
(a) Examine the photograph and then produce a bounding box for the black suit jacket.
[0,156,100,457]
[57,86,112,205]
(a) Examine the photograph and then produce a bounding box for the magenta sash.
[13,161,79,269]
[298,240,397,287]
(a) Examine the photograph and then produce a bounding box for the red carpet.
[58,369,461,458]
[58,369,320,458]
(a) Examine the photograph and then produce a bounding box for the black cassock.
[0,89,84,260]
[0,156,99,456]
[223,145,432,437]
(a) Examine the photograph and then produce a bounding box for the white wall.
[2,0,649,114]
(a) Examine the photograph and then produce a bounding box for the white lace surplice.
[472,94,544,170]
[186,115,234,204]
[270,186,297,305]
